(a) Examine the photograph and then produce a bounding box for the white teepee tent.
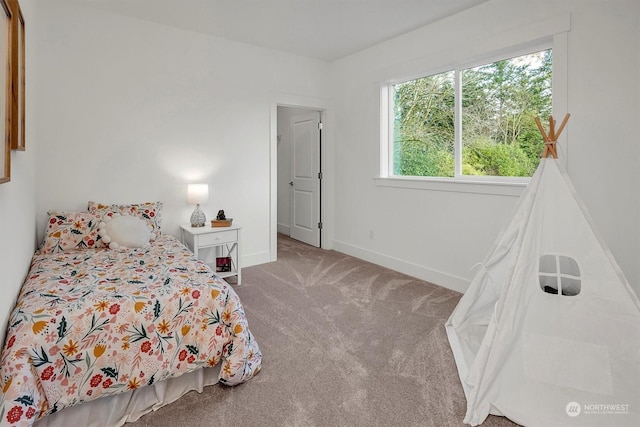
[445,115,640,426]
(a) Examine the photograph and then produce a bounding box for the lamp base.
[190,204,206,227]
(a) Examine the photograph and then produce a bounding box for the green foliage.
[463,138,536,177]
[393,139,454,177]
[394,71,455,154]
[393,49,552,177]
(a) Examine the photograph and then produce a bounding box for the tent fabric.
[446,158,640,426]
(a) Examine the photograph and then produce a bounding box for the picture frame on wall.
[11,3,23,151]
[0,0,11,184]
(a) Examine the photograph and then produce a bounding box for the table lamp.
[187,183,209,227]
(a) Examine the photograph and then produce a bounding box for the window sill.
[374,176,528,196]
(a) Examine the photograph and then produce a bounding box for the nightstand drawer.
[198,229,238,247]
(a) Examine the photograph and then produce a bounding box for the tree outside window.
[391,49,552,178]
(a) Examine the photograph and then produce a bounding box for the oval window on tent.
[539,254,581,296]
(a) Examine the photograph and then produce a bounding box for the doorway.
[277,106,322,247]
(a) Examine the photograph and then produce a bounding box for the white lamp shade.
[187,183,209,205]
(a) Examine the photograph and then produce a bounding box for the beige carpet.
[133,235,517,427]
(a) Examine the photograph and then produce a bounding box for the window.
[539,254,581,296]
[386,48,552,180]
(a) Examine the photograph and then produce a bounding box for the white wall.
[0,0,37,340]
[34,1,330,268]
[330,0,640,295]
[564,0,639,295]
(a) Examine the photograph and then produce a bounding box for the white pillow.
[98,214,151,249]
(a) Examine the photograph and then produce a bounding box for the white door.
[289,111,321,247]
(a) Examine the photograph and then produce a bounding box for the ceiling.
[74,0,488,61]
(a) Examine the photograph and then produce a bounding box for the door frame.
[270,93,331,261]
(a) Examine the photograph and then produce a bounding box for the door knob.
[289,181,294,186]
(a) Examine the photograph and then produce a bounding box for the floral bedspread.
[0,235,261,426]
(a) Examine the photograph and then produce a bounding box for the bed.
[0,203,262,427]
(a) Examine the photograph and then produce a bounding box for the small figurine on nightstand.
[211,210,233,227]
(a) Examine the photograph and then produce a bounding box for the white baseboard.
[241,251,271,269]
[277,223,290,235]
[331,240,470,294]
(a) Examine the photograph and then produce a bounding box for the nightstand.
[180,224,242,285]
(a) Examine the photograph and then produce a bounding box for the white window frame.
[377,31,568,196]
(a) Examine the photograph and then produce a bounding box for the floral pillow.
[41,211,105,254]
[88,201,162,238]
